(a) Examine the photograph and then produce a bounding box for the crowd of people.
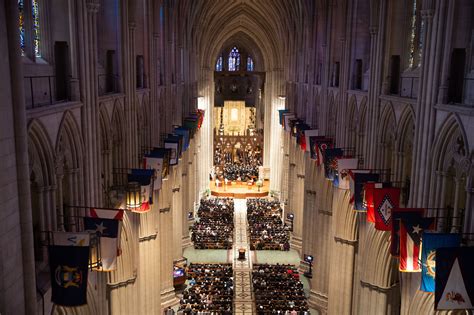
[178,263,233,314]
[247,198,290,250]
[222,163,259,181]
[253,264,310,314]
[214,144,262,167]
[191,198,234,249]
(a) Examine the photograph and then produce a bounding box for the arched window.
[19,0,25,55]
[32,0,40,57]
[216,56,223,71]
[18,0,41,58]
[247,56,254,71]
[408,0,421,68]
[228,46,240,71]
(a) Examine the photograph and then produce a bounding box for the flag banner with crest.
[336,158,358,189]
[164,138,179,166]
[49,245,89,306]
[290,119,303,137]
[278,109,290,126]
[295,123,310,150]
[421,233,462,293]
[435,247,474,310]
[150,148,170,178]
[304,129,319,152]
[283,113,295,131]
[143,154,163,191]
[288,118,299,135]
[84,208,124,271]
[196,109,205,129]
[128,169,154,212]
[184,116,198,138]
[168,134,183,157]
[174,127,190,151]
[391,208,425,257]
[366,183,392,222]
[52,232,90,247]
[399,216,435,272]
[323,148,343,181]
[349,171,379,211]
[374,187,401,231]
[308,136,333,166]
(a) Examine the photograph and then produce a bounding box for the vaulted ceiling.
[181,0,315,71]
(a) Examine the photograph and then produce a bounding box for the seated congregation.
[191,198,234,249]
[253,264,309,314]
[222,163,259,182]
[247,198,290,250]
[178,263,233,314]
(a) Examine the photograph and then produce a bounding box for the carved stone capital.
[86,0,100,14]
[420,9,434,20]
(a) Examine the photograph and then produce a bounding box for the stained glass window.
[408,0,417,68]
[228,47,240,71]
[247,56,254,71]
[18,0,25,55]
[32,0,40,57]
[216,56,223,71]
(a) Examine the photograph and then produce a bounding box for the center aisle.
[232,199,255,314]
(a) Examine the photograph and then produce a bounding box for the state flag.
[336,158,358,190]
[283,113,295,132]
[435,247,474,310]
[278,109,290,126]
[308,136,333,166]
[374,187,400,231]
[143,155,163,191]
[84,208,123,271]
[52,232,90,247]
[304,129,319,152]
[421,233,461,293]
[128,169,154,212]
[164,137,180,165]
[174,127,190,151]
[323,148,343,181]
[390,208,425,257]
[349,171,379,211]
[49,245,89,306]
[399,217,435,272]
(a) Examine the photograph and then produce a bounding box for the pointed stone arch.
[346,95,358,149]
[27,119,57,263]
[377,102,397,178]
[396,105,415,206]
[111,100,126,186]
[429,114,471,233]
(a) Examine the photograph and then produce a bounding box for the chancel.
[1,0,473,315]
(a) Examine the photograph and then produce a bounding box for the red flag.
[390,208,425,256]
[399,217,435,272]
[365,183,376,222]
[374,187,400,230]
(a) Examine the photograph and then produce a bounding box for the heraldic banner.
[49,245,90,306]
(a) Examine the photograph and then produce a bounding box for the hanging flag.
[308,136,333,166]
[304,129,319,152]
[390,208,425,257]
[278,109,290,126]
[283,113,295,132]
[336,158,358,190]
[84,209,123,271]
[399,216,435,272]
[349,171,379,211]
[374,187,401,231]
[435,247,474,310]
[49,245,89,306]
[295,123,310,150]
[365,182,377,222]
[421,233,462,293]
[52,232,90,247]
[323,148,343,181]
[165,136,180,165]
[150,148,170,178]
[143,154,163,191]
[196,109,205,129]
[174,127,190,151]
[128,169,154,212]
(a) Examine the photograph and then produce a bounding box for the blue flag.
[49,245,89,306]
[421,233,461,292]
